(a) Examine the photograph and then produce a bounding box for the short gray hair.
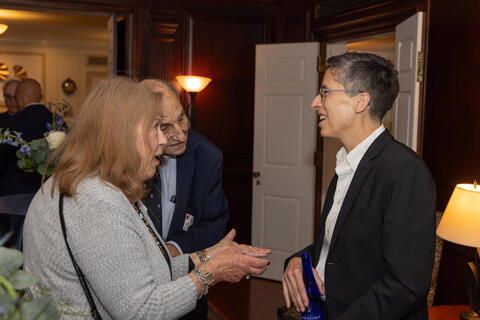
[326,52,399,120]
[142,79,178,96]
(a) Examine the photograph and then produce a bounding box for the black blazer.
[0,104,53,195]
[287,130,436,320]
[165,130,229,253]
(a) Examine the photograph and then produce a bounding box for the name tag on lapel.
[182,213,194,231]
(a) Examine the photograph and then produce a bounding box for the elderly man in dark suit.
[0,78,52,195]
[0,78,52,247]
[141,79,229,320]
[282,52,436,320]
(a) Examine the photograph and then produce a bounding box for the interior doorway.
[0,7,132,118]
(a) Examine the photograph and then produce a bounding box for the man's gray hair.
[159,79,178,96]
[326,52,399,120]
[142,78,178,96]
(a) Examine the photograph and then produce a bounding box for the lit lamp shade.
[0,21,7,36]
[437,184,480,248]
[175,75,211,93]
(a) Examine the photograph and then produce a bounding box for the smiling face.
[136,117,168,181]
[311,69,358,142]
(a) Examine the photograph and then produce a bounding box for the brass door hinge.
[317,55,325,73]
[314,4,320,19]
[416,51,424,82]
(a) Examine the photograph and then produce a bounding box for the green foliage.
[0,248,60,320]
[14,138,51,175]
[0,101,69,178]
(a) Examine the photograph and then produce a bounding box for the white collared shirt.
[316,125,385,290]
[158,156,183,254]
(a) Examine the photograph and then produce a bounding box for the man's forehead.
[4,82,18,93]
[161,95,184,123]
[163,93,182,110]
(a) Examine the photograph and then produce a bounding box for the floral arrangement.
[0,102,69,177]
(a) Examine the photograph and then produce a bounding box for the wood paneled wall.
[422,0,480,305]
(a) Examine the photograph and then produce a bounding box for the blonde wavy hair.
[50,77,163,202]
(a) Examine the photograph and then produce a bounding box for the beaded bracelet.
[196,251,203,263]
[196,250,210,264]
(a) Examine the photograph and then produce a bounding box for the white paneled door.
[252,42,319,280]
[394,12,424,152]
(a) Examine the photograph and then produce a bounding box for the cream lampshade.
[175,75,212,129]
[436,182,480,320]
[437,183,480,247]
[0,18,8,36]
[175,75,211,93]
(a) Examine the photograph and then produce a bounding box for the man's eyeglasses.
[319,88,364,103]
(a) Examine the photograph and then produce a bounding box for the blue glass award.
[301,252,324,320]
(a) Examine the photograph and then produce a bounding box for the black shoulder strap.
[59,193,103,320]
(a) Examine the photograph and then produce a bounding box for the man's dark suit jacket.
[0,112,11,123]
[0,104,53,195]
[287,130,436,320]
[165,130,229,253]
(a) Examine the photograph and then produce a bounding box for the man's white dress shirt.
[158,155,183,254]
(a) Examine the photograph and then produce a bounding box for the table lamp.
[0,18,8,36]
[175,75,211,129]
[437,181,480,320]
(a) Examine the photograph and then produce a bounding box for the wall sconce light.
[437,181,480,320]
[0,18,8,36]
[175,75,211,129]
[62,78,77,95]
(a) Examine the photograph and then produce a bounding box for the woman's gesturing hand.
[202,248,271,284]
[206,229,271,259]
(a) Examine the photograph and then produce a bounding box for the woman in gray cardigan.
[23,77,270,320]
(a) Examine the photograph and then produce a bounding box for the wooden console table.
[428,305,470,320]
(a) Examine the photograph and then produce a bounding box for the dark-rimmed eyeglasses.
[319,88,364,103]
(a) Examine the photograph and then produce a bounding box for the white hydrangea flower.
[46,131,66,150]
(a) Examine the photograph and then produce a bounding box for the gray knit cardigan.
[23,177,197,319]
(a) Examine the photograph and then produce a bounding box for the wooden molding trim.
[208,0,280,5]
[0,0,136,12]
[313,0,417,41]
[151,11,179,43]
